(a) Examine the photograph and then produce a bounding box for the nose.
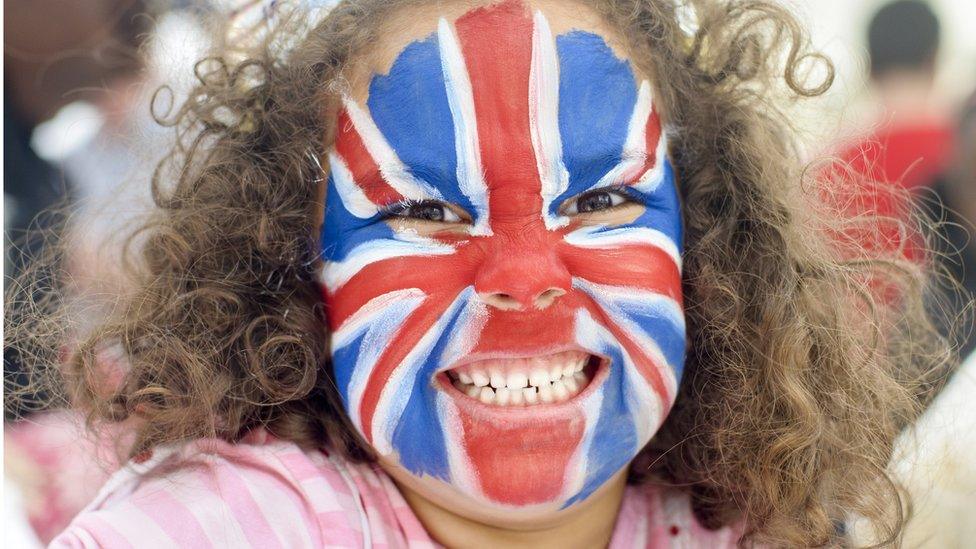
[479,286,567,311]
[474,244,572,311]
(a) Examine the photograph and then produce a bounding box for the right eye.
[385,200,465,223]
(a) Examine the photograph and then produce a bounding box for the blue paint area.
[553,31,638,211]
[332,340,361,407]
[630,160,683,248]
[390,296,472,481]
[367,33,478,217]
[562,345,637,508]
[576,159,683,251]
[624,311,685,377]
[321,171,397,262]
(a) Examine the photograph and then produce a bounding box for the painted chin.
[432,350,611,507]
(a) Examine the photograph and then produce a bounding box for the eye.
[385,200,464,223]
[562,188,632,216]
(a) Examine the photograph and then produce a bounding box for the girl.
[8,0,954,546]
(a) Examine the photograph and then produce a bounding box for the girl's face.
[320,0,684,518]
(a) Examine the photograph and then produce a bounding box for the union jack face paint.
[320,0,684,511]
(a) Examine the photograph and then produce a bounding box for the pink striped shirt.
[49,431,741,548]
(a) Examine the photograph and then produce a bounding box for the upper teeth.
[446,351,591,406]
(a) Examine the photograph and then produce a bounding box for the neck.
[395,471,628,549]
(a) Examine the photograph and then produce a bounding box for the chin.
[378,453,631,529]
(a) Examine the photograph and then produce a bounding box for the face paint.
[320,0,683,511]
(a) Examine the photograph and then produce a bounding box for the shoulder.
[49,432,370,548]
[611,483,744,549]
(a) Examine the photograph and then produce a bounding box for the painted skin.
[321,0,683,517]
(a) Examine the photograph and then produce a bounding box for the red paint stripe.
[454,0,542,221]
[579,299,672,405]
[559,243,682,304]
[627,106,663,186]
[358,293,457,443]
[456,399,584,504]
[333,108,404,206]
[327,254,462,330]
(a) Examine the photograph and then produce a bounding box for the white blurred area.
[32,9,211,205]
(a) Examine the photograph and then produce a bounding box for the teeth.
[538,383,555,403]
[479,387,495,404]
[507,372,527,389]
[548,365,562,383]
[446,352,595,406]
[563,375,579,393]
[529,369,549,387]
[574,372,586,386]
[489,369,506,389]
[472,371,489,387]
[552,379,569,402]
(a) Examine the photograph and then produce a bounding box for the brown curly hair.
[6,0,961,545]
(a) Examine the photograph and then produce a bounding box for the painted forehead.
[334,1,663,212]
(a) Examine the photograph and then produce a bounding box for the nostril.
[479,291,523,311]
[534,287,566,309]
[538,288,565,300]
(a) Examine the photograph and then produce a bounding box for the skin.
[320,1,684,546]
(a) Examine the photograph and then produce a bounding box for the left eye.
[386,200,464,223]
[562,189,631,215]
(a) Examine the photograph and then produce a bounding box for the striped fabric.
[49,431,740,548]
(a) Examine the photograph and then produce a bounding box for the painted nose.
[474,247,572,311]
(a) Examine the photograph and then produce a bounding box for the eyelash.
[381,199,464,223]
[381,187,639,223]
[560,187,638,216]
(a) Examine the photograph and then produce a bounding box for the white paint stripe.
[320,235,455,293]
[436,391,480,497]
[574,307,664,449]
[437,18,492,236]
[574,278,681,402]
[563,225,682,272]
[371,287,476,455]
[590,80,669,193]
[575,308,661,460]
[328,151,379,219]
[632,134,669,194]
[529,10,571,230]
[436,294,488,370]
[341,98,442,201]
[561,311,606,500]
[331,288,428,349]
[331,289,427,432]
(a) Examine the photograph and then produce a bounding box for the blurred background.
[4,0,976,546]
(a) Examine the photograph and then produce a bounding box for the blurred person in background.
[832,0,974,355]
[837,0,953,192]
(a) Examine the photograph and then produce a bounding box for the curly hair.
[6,0,960,545]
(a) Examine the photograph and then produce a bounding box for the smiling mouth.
[440,350,603,407]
